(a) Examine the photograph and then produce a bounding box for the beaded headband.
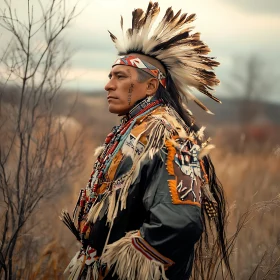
[113,55,167,88]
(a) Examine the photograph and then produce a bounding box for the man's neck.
[121,95,159,124]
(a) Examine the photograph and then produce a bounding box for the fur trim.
[101,231,169,280]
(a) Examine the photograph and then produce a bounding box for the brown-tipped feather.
[142,1,153,25]
[138,18,144,28]
[166,9,174,23]
[201,70,220,84]
[194,99,214,114]
[162,7,173,23]
[152,30,190,52]
[151,2,160,19]
[185,13,196,23]
[194,45,211,54]
[189,32,201,40]
[198,85,221,103]
[199,56,220,68]
[132,8,144,31]
[120,15,123,31]
[108,30,117,42]
[127,28,133,37]
[171,9,182,23]
[178,13,187,25]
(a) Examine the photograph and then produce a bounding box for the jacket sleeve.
[101,139,204,280]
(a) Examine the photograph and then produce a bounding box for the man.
[62,2,233,279]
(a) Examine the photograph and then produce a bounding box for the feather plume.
[108,2,221,113]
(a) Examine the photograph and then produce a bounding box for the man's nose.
[104,79,116,91]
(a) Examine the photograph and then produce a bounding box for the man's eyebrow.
[108,70,129,78]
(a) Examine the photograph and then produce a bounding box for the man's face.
[104,65,148,115]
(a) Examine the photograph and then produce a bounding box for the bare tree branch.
[0,0,83,278]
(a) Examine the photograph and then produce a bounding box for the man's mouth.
[107,96,118,101]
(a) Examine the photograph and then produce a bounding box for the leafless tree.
[0,1,83,279]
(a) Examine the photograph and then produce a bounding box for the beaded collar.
[80,95,163,213]
[121,95,161,124]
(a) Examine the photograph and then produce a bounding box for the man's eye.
[117,75,125,79]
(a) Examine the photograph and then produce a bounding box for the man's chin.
[108,105,129,115]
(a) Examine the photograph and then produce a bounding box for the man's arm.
[101,139,204,280]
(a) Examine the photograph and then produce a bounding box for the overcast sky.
[1,0,280,99]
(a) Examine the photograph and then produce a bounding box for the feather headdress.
[108,2,221,113]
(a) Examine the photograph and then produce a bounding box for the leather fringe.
[87,191,110,223]
[101,231,168,280]
[64,252,85,280]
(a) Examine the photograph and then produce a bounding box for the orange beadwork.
[165,139,201,206]
[165,140,176,175]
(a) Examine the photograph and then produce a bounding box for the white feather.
[109,3,221,113]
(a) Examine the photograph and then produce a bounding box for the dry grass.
[2,95,280,279]
[211,135,280,279]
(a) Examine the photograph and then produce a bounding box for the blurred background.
[0,0,280,279]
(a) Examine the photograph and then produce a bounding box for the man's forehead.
[109,65,135,74]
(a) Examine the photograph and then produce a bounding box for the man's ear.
[146,78,159,96]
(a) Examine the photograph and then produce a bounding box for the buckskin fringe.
[87,191,110,223]
[101,231,168,280]
[106,188,117,224]
[64,251,85,280]
[65,250,101,280]
[85,262,99,280]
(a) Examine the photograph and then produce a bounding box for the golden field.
[1,92,280,280]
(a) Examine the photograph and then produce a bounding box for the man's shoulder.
[136,105,189,139]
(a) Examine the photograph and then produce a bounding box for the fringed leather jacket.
[63,96,214,280]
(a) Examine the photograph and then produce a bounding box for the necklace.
[78,98,163,223]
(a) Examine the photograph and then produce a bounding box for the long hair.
[146,70,234,279]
